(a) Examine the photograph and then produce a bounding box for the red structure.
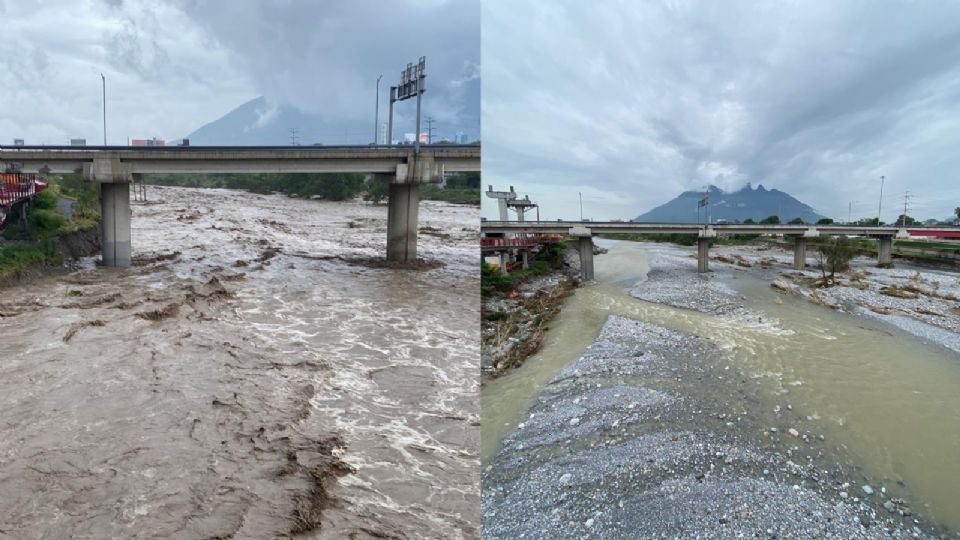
[480,233,564,250]
[0,172,48,227]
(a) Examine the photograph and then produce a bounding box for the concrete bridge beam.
[793,237,807,270]
[878,236,893,267]
[697,237,710,273]
[386,182,420,263]
[100,181,131,267]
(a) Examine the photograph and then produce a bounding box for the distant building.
[454,131,467,144]
[13,139,24,146]
[403,132,429,144]
[70,138,86,146]
[131,137,166,147]
[379,122,388,145]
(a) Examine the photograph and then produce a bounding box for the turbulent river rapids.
[0,186,480,539]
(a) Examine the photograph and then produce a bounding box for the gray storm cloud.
[481,0,960,222]
[1,0,477,145]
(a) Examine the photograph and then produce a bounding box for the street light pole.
[374,74,382,144]
[101,73,106,146]
[878,175,885,225]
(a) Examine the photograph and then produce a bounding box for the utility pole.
[901,191,912,228]
[101,73,106,146]
[374,74,382,144]
[878,175,885,225]
[848,201,853,224]
[426,116,435,144]
[289,128,299,146]
[579,192,583,221]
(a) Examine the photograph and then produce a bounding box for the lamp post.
[101,73,106,146]
[374,74,382,144]
[878,175,885,226]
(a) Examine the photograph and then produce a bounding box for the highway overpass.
[481,220,960,279]
[0,145,480,266]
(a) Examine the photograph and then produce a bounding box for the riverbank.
[708,243,960,354]
[481,242,603,376]
[482,240,956,538]
[0,183,101,287]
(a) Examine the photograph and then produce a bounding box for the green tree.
[364,178,389,203]
[955,207,960,222]
[788,217,805,224]
[445,171,480,189]
[895,214,918,226]
[817,236,855,286]
[742,218,756,224]
[816,218,834,225]
[760,215,780,225]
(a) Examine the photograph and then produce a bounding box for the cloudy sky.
[481,0,960,223]
[0,0,478,146]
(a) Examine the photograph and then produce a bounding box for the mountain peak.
[634,183,823,223]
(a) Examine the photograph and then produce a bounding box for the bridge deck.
[480,220,960,239]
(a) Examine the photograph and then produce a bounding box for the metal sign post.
[387,56,426,152]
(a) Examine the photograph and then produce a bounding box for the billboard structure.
[387,56,426,153]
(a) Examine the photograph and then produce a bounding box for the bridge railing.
[480,233,565,248]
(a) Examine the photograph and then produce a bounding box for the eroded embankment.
[481,243,597,376]
[0,186,479,539]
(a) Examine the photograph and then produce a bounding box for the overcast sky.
[0,0,478,145]
[481,0,960,223]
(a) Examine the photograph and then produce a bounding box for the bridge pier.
[578,236,594,281]
[498,251,508,275]
[793,237,807,270]
[386,183,420,263]
[697,237,710,273]
[877,236,893,267]
[100,182,131,267]
[521,249,529,270]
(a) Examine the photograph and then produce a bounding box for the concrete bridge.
[481,220,960,280]
[0,144,479,266]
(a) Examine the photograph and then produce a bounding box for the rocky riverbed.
[482,243,942,539]
[708,243,960,354]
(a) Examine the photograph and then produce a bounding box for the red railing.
[0,173,47,226]
[480,233,564,248]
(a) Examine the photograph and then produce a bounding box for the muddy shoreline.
[482,241,950,538]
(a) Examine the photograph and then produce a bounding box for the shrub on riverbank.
[0,240,60,282]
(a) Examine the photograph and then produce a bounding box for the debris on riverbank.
[481,242,593,376]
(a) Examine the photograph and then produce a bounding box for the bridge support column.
[498,251,508,275]
[386,183,420,263]
[793,237,807,270]
[578,236,594,281]
[100,182,131,267]
[697,237,710,273]
[877,236,893,267]
[521,249,529,270]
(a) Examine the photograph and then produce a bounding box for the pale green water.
[482,239,960,532]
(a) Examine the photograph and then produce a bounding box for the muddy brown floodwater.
[0,186,480,539]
